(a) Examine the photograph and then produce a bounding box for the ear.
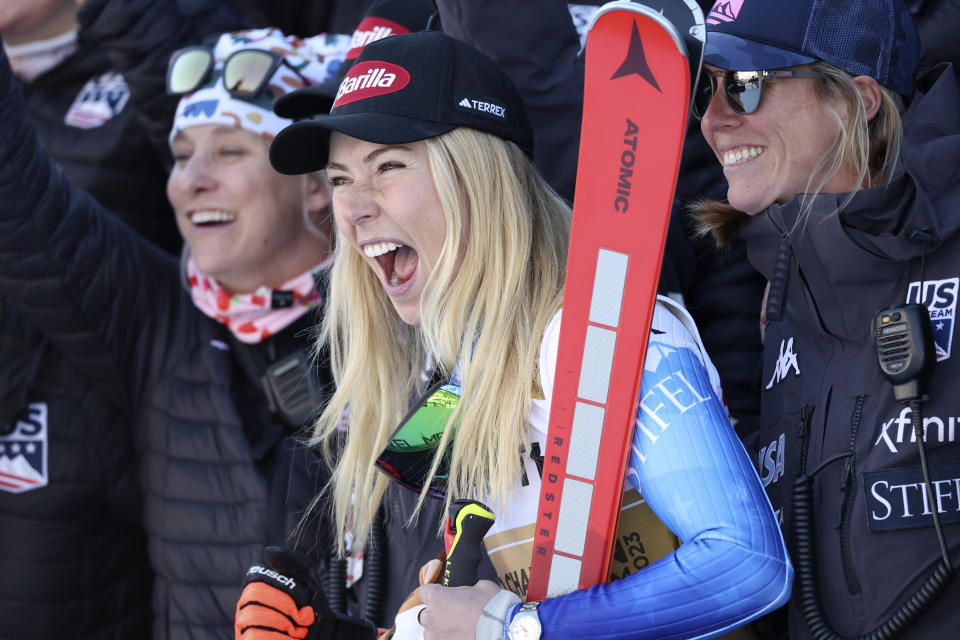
[304,171,331,212]
[853,75,883,122]
[302,172,334,244]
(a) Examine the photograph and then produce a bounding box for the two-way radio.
[874,303,935,402]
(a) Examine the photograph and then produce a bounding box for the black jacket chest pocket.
[745,405,814,536]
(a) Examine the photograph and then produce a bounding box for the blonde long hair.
[313,127,571,553]
[694,61,905,246]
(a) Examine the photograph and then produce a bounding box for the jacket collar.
[743,63,960,270]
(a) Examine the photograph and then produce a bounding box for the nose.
[333,182,379,228]
[700,80,741,128]
[171,153,218,198]
[699,85,740,150]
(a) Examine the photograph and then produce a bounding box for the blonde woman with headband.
[695,0,960,637]
[0,27,355,638]
[263,30,791,640]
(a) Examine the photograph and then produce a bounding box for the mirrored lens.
[375,382,460,497]
[168,48,213,94]
[692,72,716,118]
[223,50,277,94]
[727,71,763,114]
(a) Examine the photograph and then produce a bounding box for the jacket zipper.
[798,404,813,474]
[839,394,866,596]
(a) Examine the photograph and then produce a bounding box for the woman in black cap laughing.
[272,29,791,640]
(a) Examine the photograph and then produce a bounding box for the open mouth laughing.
[363,241,419,288]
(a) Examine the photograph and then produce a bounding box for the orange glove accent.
[235,582,317,639]
[235,546,377,640]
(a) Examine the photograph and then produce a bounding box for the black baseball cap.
[269,31,534,175]
[272,0,437,120]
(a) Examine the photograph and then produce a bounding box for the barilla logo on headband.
[707,0,745,24]
[334,61,410,106]
[346,17,410,60]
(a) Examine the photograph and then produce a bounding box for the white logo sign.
[64,71,129,129]
[906,277,958,362]
[456,97,507,119]
[0,402,48,493]
[247,565,296,589]
[765,337,800,389]
[335,67,400,101]
[758,433,786,488]
[874,406,959,453]
[349,26,393,51]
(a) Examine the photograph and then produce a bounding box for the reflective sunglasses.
[167,46,289,98]
[692,69,826,119]
[375,377,461,498]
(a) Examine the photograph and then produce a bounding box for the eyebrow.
[171,125,247,145]
[209,125,251,139]
[326,144,411,172]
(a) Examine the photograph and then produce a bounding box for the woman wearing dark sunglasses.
[0,26,357,638]
[267,29,791,640]
[696,0,960,638]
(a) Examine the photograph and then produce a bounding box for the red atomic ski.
[526,0,700,601]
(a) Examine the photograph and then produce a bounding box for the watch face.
[508,611,542,640]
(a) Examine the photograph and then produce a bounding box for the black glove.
[235,546,377,640]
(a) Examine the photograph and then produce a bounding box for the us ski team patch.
[0,402,48,493]
[64,71,130,129]
[906,277,958,361]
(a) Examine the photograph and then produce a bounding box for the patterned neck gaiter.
[187,258,327,343]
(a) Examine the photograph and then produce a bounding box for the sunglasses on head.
[167,46,291,99]
[692,68,826,119]
[375,376,461,499]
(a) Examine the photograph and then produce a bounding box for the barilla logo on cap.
[334,61,410,107]
[707,0,745,24]
[346,17,410,60]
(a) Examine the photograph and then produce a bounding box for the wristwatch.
[507,601,542,640]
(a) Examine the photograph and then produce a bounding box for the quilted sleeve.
[0,40,183,406]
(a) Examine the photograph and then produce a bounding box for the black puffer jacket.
[19,0,188,255]
[739,64,960,639]
[343,483,499,629]
[0,44,332,640]
[0,300,153,639]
